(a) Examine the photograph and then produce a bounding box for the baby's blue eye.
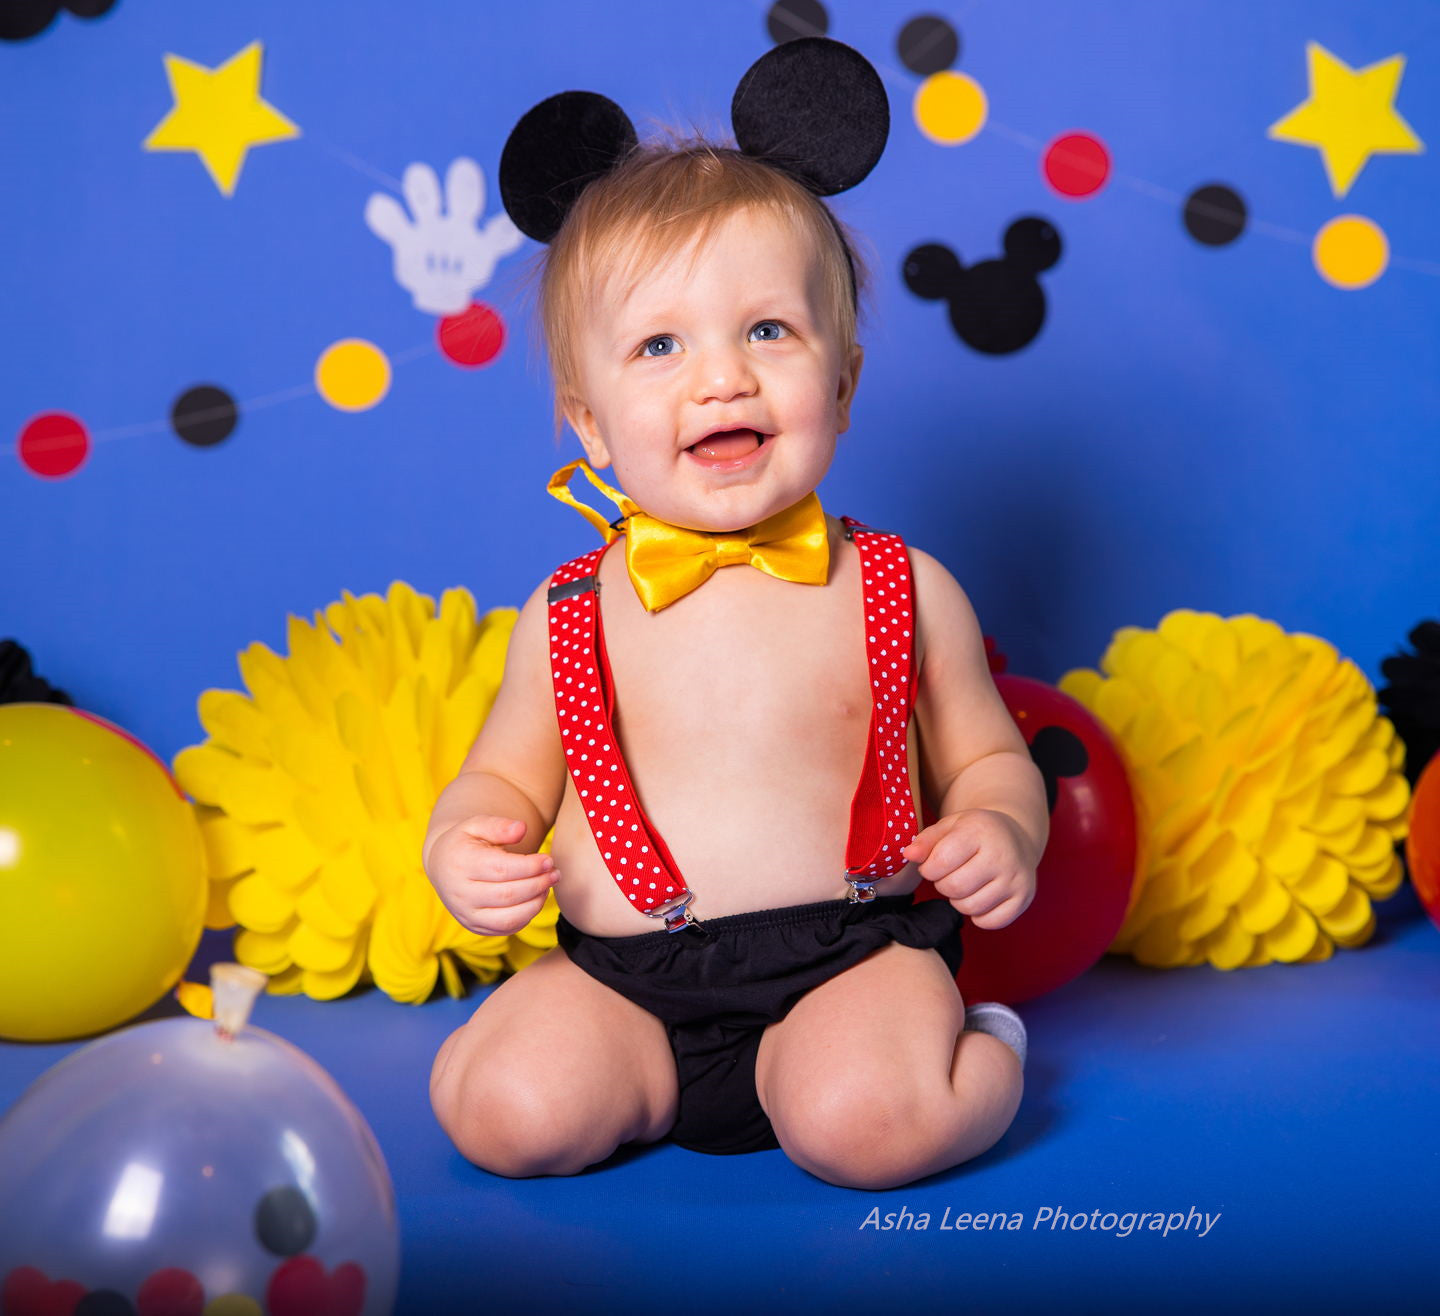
[639,322,788,358]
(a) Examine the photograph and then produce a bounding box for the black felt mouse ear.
[498,90,639,243]
[731,36,890,195]
[497,38,886,245]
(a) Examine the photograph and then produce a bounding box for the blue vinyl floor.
[3,881,1436,1315]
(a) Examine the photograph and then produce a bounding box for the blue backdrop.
[3,0,1435,762]
[4,4,1439,1312]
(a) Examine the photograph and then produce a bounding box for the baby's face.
[563,205,863,532]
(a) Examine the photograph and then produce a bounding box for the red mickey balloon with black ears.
[914,640,1144,1004]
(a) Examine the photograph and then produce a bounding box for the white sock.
[963,1001,1027,1070]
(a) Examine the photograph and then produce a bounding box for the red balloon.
[1405,754,1440,935]
[915,671,1143,1004]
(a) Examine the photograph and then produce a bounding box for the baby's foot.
[963,1001,1027,1070]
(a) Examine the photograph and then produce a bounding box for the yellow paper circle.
[1313,215,1388,289]
[315,338,391,411]
[913,70,989,146]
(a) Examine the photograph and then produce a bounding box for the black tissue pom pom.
[0,639,75,706]
[1377,619,1440,787]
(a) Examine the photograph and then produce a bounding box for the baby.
[423,38,1048,1189]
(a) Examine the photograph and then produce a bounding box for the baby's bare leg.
[754,941,1022,1190]
[431,944,679,1177]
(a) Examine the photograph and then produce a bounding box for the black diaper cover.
[555,894,965,1156]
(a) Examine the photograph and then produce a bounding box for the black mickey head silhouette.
[904,217,1062,355]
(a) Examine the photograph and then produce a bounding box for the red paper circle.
[437,302,505,367]
[1042,132,1111,197]
[18,412,90,479]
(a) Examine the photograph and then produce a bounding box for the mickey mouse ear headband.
[497,35,889,252]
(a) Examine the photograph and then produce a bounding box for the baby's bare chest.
[597,554,873,759]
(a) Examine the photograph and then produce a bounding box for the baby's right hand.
[425,815,558,937]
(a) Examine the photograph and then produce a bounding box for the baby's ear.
[562,398,613,469]
[836,343,865,433]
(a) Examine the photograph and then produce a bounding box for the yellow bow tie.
[547,459,831,612]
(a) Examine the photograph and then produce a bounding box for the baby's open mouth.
[686,429,768,460]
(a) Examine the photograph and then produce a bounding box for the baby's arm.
[901,548,1049,930]
[423,578,568,936]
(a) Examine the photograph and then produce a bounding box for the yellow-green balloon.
[0,703,206,1041]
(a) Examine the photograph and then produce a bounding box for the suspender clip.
[648,889,702,933]
[846,876,879,903]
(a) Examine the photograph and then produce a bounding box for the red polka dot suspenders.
[545,516,920,932]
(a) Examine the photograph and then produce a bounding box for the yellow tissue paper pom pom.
[173,580,558,1004]
[1058,610,1411,971]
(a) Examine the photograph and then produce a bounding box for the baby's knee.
[771,1083,939,1190]
[431,1052,600,1178]
[456,1114,591,1179]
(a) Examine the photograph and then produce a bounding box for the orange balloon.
[1405,755,1440,935]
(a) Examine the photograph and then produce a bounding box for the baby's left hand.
[901,809,1037,931]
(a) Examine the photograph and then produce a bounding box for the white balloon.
[0,1015,398,1314]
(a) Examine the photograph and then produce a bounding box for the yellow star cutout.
[143,40,300,197]
[1267,41,1423,197]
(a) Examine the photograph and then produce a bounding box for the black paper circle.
[766,0,828,43]
[897,14,960,76]
[498,91,639,243]
[1183,183,1247,247]
[731,36,890,196]
[171,384,238,448]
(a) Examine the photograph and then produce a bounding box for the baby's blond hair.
[511,124,875,445]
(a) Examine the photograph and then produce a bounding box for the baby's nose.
[693,349,757,403]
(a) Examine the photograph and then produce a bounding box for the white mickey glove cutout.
[365,157,523,317]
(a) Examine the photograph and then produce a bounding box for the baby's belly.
[550,717,927,938]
